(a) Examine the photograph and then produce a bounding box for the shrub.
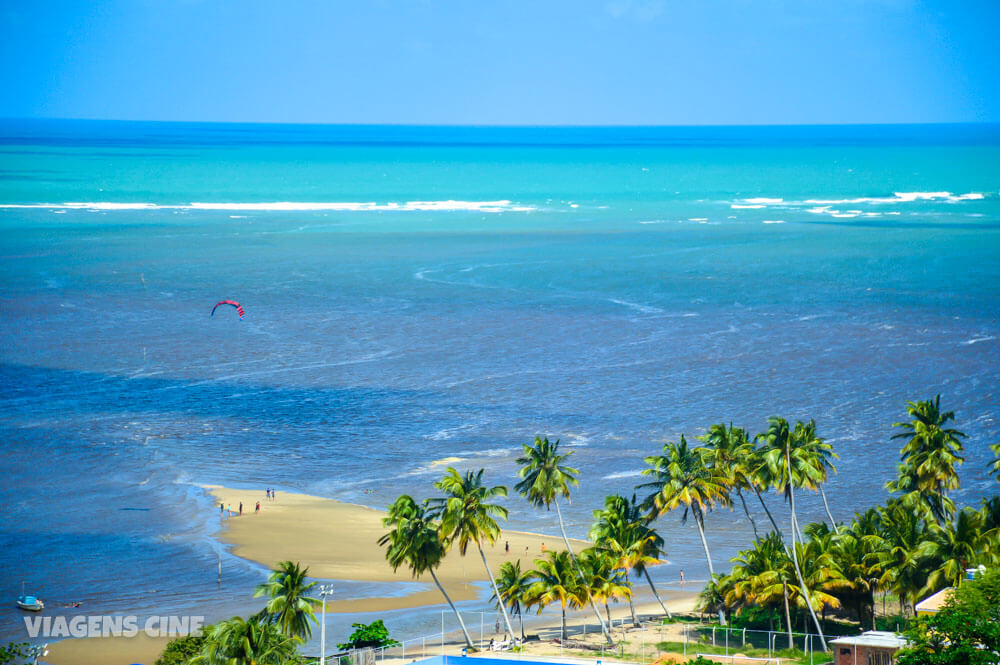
[337,620,400,650]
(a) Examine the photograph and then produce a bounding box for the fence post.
[742,627,746,648]
[683,624,687,658]
[725,626,729,656]
[712,626,716,647]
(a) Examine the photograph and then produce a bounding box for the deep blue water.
[1,120,998,646]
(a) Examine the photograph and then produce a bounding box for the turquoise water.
[1,120,998,644]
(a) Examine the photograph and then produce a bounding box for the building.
[914,587,954,616]
[829,631,908,665]
[914,566,984,616]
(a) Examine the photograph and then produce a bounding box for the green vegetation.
[0,643,30,665]
[336,620,400,650]
[155,631,209,665]
[375,395,997,662]
[896,567,1000,665]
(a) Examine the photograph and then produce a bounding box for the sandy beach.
[204,485,594,612]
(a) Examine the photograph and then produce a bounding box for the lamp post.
[319,584,333,665]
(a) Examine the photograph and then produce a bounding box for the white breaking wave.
[762,220,785,224]
[961,336,996,346]
[802,191,986,205]
[0,200,537,213]
[731,204,765,209]
[603,469,646,480]
[742,197,784,204]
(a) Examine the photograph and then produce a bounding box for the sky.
[0,0,998,125]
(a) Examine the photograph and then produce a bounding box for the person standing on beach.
[680,570,686,585]
[220,503,224,515]
[239,502,243,516]
[255,501,260,514]
[505,540,509,555]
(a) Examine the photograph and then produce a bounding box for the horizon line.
[3,116,999,130]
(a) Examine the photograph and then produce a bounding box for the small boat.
[17,595,44,611]
[17,582,44,611]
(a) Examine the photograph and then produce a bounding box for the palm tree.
[428,467,517,641]
[748,441,788,538]
[252,561,319,640]
[379,494,475,648]
[790,535,846,632]
[888,396,966,525]
[696,574,732,627]
[920,507,997,594]
[523,550,586,641]
[194,616,300,665]
[725,532,795,643]
[589,493,671,617]
[828,509,885,629]
[869,498,930,616]
[639,435,731,577]
[580,547,634,628]
[759,417,828,650]
[791,420,840,533]
[699,423,762,540]
[493,560,533,641]
[516,436,613,644]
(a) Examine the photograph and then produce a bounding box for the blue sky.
[1,0,997,125]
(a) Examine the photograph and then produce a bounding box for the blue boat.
[17,595,44,611]
[17,582,44,611]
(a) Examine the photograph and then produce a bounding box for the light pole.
[319,584,333,665]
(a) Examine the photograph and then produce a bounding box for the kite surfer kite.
[211,300,245,319]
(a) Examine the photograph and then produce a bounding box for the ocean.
[1,119,998,645]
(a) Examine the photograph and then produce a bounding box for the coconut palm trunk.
[783,582,793,649]
[819,485,840,535]
[643,569,672,618]
[429,568,474,649]
[478,542,516,640]
[737,488,761,540]
[785,445,828,651]
[754,488,784,538]
[554,497,614,645]
[693,504,715,577]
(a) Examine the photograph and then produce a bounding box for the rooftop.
[915,587,955,614]
[829,631,908,649]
